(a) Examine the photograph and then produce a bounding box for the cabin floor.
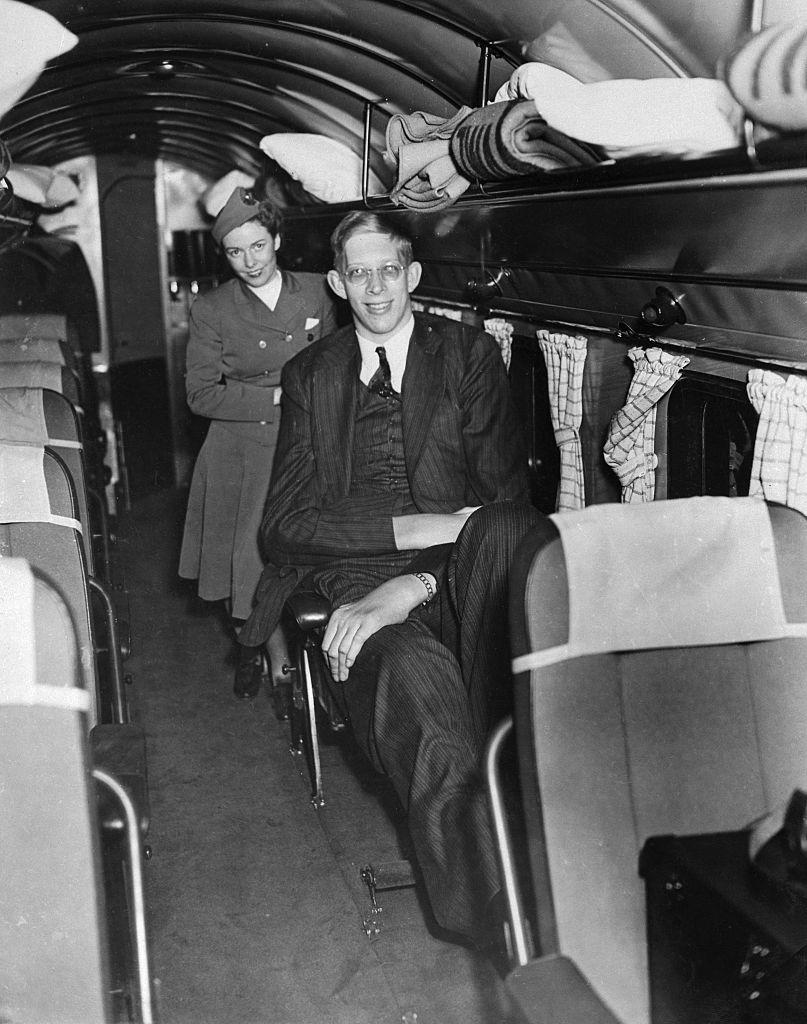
[116,488,516,1024]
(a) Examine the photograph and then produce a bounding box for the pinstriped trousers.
[341,501,543,939]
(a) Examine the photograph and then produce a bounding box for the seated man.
[240,210,541,947]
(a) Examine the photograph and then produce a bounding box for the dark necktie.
[367,346,399,401]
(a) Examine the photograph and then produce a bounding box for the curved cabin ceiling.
[1,0,797,184]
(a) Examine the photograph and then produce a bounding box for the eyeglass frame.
[340,262,408,287]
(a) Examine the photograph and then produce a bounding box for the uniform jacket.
[242,312,529,641]
[185,269,338,446]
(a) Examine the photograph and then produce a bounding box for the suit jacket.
[241,312,529,642]
[185,270,338,446]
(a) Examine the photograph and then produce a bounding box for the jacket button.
[285,333,294,342]
[258,339,267,348]
[259,420,267,426]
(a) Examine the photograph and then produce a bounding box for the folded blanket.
[720,21,807,132]
[389,156,470,211]
[386,106,473,153]
[385,107,474,211]
[449,99,603,181]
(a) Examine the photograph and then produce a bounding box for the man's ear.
[327,269,346,299]
[406,261,422,292]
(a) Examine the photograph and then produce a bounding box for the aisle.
[114,489,513,1024]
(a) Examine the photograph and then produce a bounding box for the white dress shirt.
[356,315,414,393]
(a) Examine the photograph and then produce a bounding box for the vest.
[350,384,411,499]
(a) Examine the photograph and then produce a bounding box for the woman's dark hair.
[330,211,413,271]
[253,199,283,239]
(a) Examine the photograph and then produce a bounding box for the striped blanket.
[449,99,603,181]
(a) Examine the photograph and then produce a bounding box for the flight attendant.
[179,187,339,698]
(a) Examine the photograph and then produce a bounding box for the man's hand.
[321,574,433,682]
[393,506,480,550]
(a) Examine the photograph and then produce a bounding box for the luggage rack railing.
[360,34,514,208]
[355,15,779,211]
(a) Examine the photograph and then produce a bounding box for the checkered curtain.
[536,329,587,511]
[484,317,513,371]
[746,369,807,515]
[604,347,689,503]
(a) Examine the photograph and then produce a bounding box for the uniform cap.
[211,186,260,245]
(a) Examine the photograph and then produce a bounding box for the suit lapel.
[271,272,306,328]
[311,327,360,499]
[402,319,444,479]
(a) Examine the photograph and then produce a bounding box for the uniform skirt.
[179,420,279,621]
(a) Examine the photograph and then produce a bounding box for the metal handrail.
[361,32,506,207]
[742,0,766,169]
[93,768,155,1024]
[484,716,531,967]
[88,576,128,724]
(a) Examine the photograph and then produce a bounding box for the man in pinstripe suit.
[241,210,542,948]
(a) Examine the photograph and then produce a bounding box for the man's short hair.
[330,211,414,272]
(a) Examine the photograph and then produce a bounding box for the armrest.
[285,591,331,633]
[507,955,622,1024]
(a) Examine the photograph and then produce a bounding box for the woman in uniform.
[179,187,339,698]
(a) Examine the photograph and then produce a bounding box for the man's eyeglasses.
[342,263,405,286]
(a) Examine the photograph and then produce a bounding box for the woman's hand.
[321,574,430,681]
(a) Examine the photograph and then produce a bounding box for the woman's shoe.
[233,644,263,699]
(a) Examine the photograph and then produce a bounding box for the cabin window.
[666,374,758,499]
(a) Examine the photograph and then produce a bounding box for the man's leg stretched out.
[339,501,543,939]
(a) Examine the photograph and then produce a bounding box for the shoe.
[234,644,262,699]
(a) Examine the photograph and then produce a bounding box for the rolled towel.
[448,99,603,181]
[719,21,807,131]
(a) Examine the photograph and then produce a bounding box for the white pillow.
[0,1,78,116]
[534,76,743,158]
[498,63,743,159]
[6,164,79,208]
[259,133,384,203]
[202,168,256,217]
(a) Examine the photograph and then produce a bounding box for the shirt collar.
[247,269,282,311]
[356,315,415,391]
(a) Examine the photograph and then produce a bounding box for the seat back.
[0,312,69,342]
[0,335,75,369]
[0,358,81,406]
[0,557,111,1024]
[509,497,807,1024]
[0,386,96,573]
[0,442,98,722]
